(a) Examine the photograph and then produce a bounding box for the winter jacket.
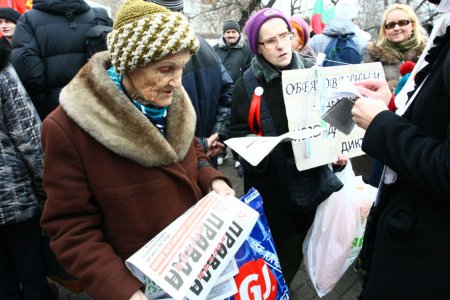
[366,41,425,91]
[0,46,44,225]
[229,52,342,243]
[308,18,367,63]
[183,36,233,142]
[213,35,253,83]
[11,0,111,120]
[40,52,230,300]
[0,36,10,50]
[360,25,450,300]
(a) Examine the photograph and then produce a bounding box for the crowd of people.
[1,0,449,299]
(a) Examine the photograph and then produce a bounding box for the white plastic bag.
[302,163,377,297]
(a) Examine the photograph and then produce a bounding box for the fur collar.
[367,41,425,64]
[59,52,196,168]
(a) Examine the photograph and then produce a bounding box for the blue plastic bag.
[227,188,289,300]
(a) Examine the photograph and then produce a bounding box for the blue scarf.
[108,67,167,135]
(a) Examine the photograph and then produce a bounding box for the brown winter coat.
[365,41,425,91]
[40,52,229,300]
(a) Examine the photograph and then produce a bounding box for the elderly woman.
[39,1,234,299]
[230,8,345,287]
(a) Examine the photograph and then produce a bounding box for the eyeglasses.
[257,32,294,49]
[385,19,412,30]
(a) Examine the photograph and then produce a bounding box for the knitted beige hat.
[107,0,199,74]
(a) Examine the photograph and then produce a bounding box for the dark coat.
[40,53,229,300]
[0,36,11,50]
[213,35,253,83]
[11,0,111,120]
[361,26,450,299]
[182,36,233,141]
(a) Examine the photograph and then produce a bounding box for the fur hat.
[150,0,184,12]
[289,15,310,47]
[223,20,240,33]
[0,8,21,24]
[245,8,291,55]
[107,0,199,74]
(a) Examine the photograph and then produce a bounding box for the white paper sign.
[282,62,385,171]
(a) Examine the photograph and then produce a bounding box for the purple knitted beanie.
[245,8,291,55]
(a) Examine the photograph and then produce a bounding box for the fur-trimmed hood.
[366,41,425,65]
[59,52,197,168]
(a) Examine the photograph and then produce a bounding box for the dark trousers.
[276,210,316,288]
[0,216,52,300]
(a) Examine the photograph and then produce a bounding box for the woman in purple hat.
[229,8,346,287]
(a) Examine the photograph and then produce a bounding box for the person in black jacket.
[11,0,112,120]
[351,0,450,298]
[213,20,253,84]
[214,19,253,167]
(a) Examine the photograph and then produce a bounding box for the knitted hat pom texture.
[107,0,199,74]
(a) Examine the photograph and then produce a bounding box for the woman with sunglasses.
[353,4,428,185]
[366,4,427,93]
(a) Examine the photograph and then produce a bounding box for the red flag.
[0,0,32,14]
[311,0,325,34]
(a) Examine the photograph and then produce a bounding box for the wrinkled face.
[385,9,414,43]
[258,18,292,69]
[123,51,190,108]
[224,29,240,45]
[0,18,16,40]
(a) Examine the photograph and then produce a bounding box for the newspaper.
[144,260,239,300]
[125,192,259,300]
[224,127,325,167]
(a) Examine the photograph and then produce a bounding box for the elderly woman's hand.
[210,179,235,197]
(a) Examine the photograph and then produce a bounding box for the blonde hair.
[378,4,427,45]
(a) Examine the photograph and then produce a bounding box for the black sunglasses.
[385,19,412,29]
